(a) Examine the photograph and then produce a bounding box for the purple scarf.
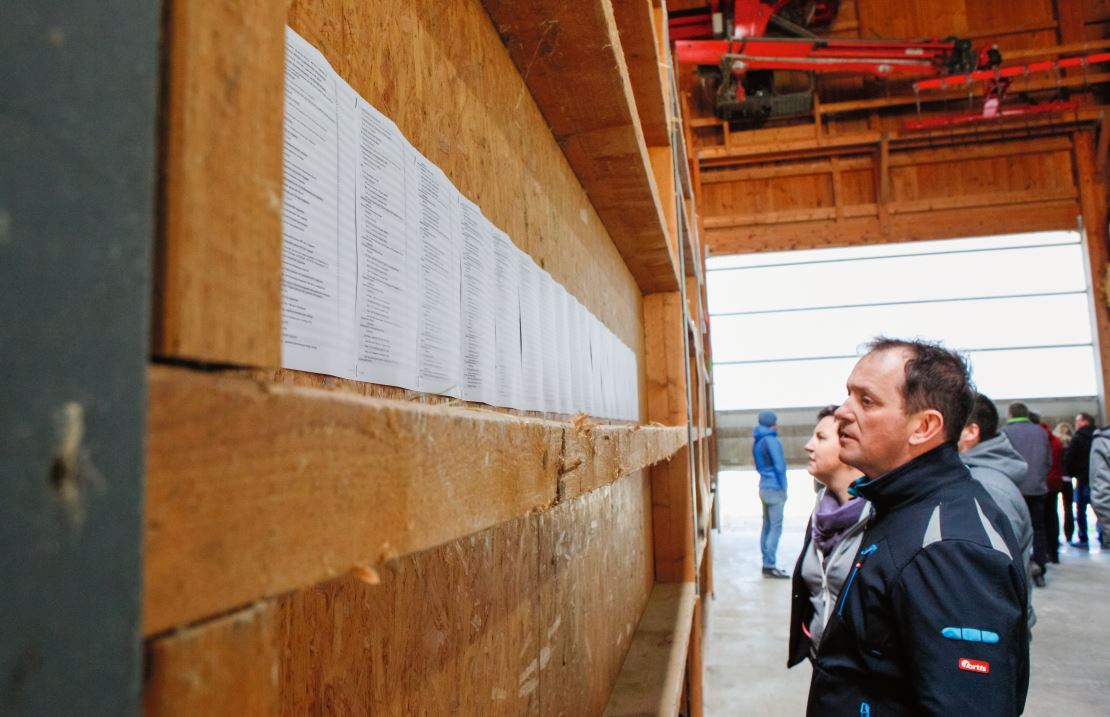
[812,491,866,555]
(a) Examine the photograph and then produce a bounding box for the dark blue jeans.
[1076,484,1091,542]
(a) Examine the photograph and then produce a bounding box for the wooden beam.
[155,0,285,366]
[612,0,670,146]
[602,582,696,717]
[705,199,1080,254]
[815,72,1110,118]
[482,0,679,293]
[644,293,696,583]
[699,107,1109,165]
[144,365,686,635]
[1074,130,1110,414]
[700,136,1073,182]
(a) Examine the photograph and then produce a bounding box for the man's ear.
[908,409,946,446]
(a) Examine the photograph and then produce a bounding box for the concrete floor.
[704,470,1110,716]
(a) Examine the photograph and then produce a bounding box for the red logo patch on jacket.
[958,658,990,674]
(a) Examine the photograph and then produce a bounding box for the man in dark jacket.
[808,338,1029,716]
[1002,402,1050,577]
[1065,412,1096,546]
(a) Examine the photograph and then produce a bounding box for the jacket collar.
[847,442,967,512]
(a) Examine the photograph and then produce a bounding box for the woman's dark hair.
[816,404,838,421]
[866,337,975,444]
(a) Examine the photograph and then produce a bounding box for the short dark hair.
[1029,411,1042,425]
[866,337,975,443]
[967,393,1000,441]
[1008,402,1029,419]
[816,404,838,421]
[1079,412,1096,425]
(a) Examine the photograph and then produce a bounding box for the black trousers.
[1045,490,1061,561]
[1061,479,1075,542]
[1025,494,1048,569]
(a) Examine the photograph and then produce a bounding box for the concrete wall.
[717,397,1101,469]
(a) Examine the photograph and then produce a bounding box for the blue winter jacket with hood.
[753,424,788,491]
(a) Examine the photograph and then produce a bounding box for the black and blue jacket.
[806,442,1030,716]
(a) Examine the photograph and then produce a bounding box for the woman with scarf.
[787,405,872,667]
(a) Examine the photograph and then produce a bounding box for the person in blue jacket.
[753,410,790,578]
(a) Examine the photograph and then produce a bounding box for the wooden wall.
[144,0,687,713]
[146,472,654,716]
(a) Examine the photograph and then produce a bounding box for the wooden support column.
[1075,130,1110,417]
[644,293,695,583]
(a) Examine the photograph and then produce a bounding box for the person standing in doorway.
[1054,420,1075,544]
[1065,412,1096,548]
[1002,402,1051,582]
[1033,412,1064,565]
[753,410,789,578]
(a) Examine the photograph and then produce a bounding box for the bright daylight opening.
[707,230,1099,410]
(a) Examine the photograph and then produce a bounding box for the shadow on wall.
[716,397,1100,468]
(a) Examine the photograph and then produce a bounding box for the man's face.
[835,348,919,478]
[1076,414,1090,429]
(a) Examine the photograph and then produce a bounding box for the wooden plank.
[146,477,655,716]
[482,0,679,293]
[686,597,705,717]
[602,582,697,717]
[1074,130,1110,408]
[815,72,1110,118]
[144,365,686,635]
[644,293,688,427]
[705,199,1080,254]
[613,0,670,146]
[155,0,285,366]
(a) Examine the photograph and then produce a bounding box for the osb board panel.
[156,0,284,366]
[145,475,655,717]
[481,0,679,294]
[537,472,655,717]
[159,0,643,365]
[145,366,684,635]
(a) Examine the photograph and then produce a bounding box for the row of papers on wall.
[280,28,639,420]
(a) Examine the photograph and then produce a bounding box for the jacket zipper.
[837,544,878,617]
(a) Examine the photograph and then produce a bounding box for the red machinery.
[671,1,990,122]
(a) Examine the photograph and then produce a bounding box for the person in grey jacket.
[1088,425,1110,549]
[1002,401,1051,575]
[961,394,1039,614]
[788,405,870,666]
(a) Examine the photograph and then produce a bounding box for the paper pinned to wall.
[517,249,545,412]
[281,28,347,377]
[353,98,416,389]
[459,196,497,405]
[281,27,638,420]
[406,145,461,397]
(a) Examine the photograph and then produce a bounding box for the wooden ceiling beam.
[612,0,670,146]
[705,199,1079,255]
